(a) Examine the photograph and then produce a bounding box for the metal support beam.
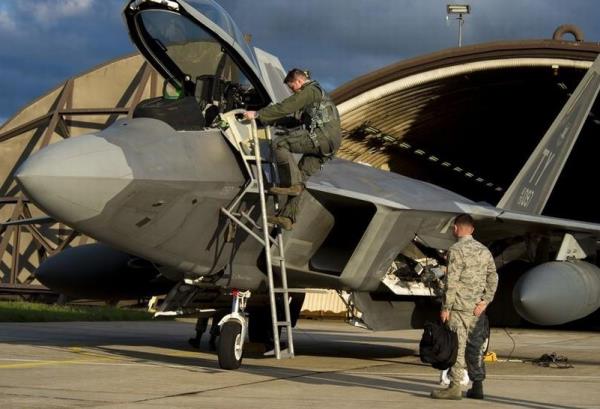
[0,114,52,143]
[128,63,152,119]
[40,79,74,148]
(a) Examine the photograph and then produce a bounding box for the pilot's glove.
[273,127,290,136]
[243,111,258,120]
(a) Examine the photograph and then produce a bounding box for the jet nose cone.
[16,134,132,224]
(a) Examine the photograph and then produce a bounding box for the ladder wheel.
[218,321,243,370]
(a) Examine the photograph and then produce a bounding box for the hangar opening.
[333,40,600,224]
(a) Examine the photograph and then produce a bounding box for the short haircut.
[284,68,308,83]
[454,213,474,227]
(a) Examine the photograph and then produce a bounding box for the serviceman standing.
[244,68,341,230]
[431,213,498,400]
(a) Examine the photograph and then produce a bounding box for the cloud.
[0,9,16,32]
[0,1,132,121]
[20,0,93,27]
[0,0,95,33]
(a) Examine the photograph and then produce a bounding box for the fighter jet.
[10,0,600,369]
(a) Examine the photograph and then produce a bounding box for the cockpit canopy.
[124,0,275,110]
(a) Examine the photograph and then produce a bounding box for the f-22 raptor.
[9,0,600,369]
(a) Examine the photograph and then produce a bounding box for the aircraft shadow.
[2,322,588,408]
[94,346,583,409]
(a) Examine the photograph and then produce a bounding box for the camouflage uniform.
[257,80,341,222]
[443,235,497,384]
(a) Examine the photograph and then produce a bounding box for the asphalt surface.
[0,319,599,408]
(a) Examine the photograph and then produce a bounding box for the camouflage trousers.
[272,128,329,222]
[448,311,489,383]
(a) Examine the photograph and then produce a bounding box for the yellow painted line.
[0,342,210,371]
[0,346,207,370]
[67,346,199,359]
[0,358,103,369]
[66,346,127,361]
[0,347,125,369]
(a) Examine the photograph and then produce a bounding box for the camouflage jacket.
[443,235,498,312]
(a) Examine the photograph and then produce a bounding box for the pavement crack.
[128,361,399,404]
[0,391,110,404]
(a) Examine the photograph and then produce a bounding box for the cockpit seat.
[133,96,205,131]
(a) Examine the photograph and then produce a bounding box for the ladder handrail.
[250,120,285,360]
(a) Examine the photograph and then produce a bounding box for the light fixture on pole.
[447,4,471,47]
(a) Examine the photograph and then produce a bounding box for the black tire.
[218,321,243,370]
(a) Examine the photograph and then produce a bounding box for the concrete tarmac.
[0,319,599,409]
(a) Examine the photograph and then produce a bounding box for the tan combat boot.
[430,382,462,400]
[269,184,304,196]
[267,215,293,230]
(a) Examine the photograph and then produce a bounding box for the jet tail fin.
[497,55,600,214]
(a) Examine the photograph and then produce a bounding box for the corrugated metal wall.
[301,290,346,315]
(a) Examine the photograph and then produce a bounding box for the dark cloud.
[0,0,133,121]
[1,0,599,123]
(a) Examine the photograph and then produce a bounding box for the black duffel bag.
[419,321,458,370]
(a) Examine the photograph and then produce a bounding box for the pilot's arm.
[244,85,319,123]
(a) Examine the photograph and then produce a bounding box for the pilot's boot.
[208,335,217,351]
[430,382,462,400]
[267,215,293,230]
[188,335,201,349]
[466,380,484,399]
[269,184,304,196]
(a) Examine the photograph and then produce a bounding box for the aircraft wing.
[300,158,600,330]
[308,158,600,238]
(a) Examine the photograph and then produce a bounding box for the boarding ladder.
[219,110,294,360]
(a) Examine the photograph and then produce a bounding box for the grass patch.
[0,301,153,322]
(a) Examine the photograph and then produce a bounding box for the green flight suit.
[257,80,341,222]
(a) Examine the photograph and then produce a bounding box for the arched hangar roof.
[331,39,600,223]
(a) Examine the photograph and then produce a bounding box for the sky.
[1,0,599,125]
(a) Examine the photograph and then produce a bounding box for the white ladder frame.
[219,111,294,360]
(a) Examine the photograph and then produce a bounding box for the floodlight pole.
[447,4,470,48]
[457,13,464,47]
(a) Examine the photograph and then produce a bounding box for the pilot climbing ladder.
[220,110,295,360]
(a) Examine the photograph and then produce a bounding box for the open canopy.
[124,0,273,103]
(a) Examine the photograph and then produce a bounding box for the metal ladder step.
[276,321,292,326]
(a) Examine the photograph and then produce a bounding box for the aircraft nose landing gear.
[217,289,250,369]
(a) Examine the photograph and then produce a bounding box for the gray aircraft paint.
[16,133,133,223]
